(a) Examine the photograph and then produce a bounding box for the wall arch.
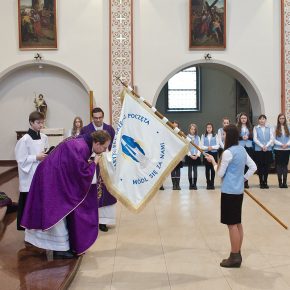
[0,60,91,92]
[153,59,264,118]
[0,60,91,160]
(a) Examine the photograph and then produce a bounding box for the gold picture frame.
[18,0,57,50]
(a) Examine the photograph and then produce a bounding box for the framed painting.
[18,0,57,50]
[189,0,226,50]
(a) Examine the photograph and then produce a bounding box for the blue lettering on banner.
[127,113,150,125]
[160,143,165,159]
[133,177,149,185]
[112,114,126,167]
[149,170,158,179]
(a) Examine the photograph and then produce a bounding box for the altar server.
[15,111,48,231]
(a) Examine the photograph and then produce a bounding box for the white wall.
[0,66,90,160]
[0,0,281,159]
[0,0,110,116]
[134,0,281,125]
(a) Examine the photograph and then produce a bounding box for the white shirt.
[217,128,225,149]
[200,134,220,151]
[15,133,48,192]
[92,123,103,131]
[253,125,274,148]
[274,125,290,148]
[187,134,201,157]
[214,149,257,180]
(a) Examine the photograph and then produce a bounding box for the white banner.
[100,90,189,212]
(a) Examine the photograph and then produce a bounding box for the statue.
[34,94,47,121]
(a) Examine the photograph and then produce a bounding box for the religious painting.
[189,0,226,50]
[18,0,57,50]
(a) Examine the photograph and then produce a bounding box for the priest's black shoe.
[53,250,75,259]
[99,224,108,232]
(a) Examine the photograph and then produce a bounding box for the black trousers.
[17,192,28,231]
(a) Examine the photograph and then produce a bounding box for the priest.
[21,130,111,259]
[81,107,116,232]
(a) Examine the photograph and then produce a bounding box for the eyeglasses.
[93,117,103,120]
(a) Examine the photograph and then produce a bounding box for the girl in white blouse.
[273,113,290,188]
[201,122,219,189]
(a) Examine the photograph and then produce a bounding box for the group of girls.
[181,112,290,190]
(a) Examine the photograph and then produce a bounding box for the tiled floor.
[70,168,290,290]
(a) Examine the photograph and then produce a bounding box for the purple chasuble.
[80,122,117,207]
[21,138,99,254]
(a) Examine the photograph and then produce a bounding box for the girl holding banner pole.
[205,124,257,268]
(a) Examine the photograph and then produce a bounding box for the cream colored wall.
[0,0,110,117]
[0,0,281,160]
[134,0,281,125]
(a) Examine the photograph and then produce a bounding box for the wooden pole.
[116,76,288,230]
[244,189,288,229]
[89,90,94,122]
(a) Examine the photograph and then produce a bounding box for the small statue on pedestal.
[34,94,47,125]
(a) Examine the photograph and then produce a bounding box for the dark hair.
[224,124,239,150]
[29,111,44,123]
[237,112,252,136]
[72,116,83,136]
[205,122,215,136]
[91,130,111,144]
[258,114,267,120]
[222,117,230,123]
[276,113,290,137]
[92,107,104,117]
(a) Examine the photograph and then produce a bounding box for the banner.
[100,90,189,213]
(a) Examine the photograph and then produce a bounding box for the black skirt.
[185,155,201,166]
[221,193,244,225]
[274,150,290,166]
[254,151,273,166]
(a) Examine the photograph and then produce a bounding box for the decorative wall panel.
[110,0,133,126]
[282,0,290,120]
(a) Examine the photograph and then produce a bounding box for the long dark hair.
[204,122,215,137]
[72,116,83,136]
[276,113,290,137]
[237,112,252,131]
[224,124,239,150]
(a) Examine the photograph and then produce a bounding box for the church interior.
[1,0,290,289]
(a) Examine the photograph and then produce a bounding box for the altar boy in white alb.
[15,111,48,231]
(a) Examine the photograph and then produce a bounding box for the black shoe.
[283,183,288,188]
[176,185,181,190]
[260,183,264,189]
[99,224,108,232]
[263,183,269,189]
[159,185,165,190]
[53,250,75,259]
[244,181,249,189]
